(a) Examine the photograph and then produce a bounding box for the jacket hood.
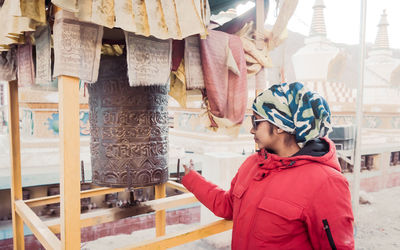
[256,137,341,172]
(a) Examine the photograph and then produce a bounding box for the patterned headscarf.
[252,82,332,144]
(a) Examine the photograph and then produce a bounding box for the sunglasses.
[251,115,269,129]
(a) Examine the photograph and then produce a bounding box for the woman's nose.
[250,127,255,134]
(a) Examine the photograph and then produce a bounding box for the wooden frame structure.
[8,77,232,250]
[5,1,277,249]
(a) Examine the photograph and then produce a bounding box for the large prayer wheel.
[88,55,169,188]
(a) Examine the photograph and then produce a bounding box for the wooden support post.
[379,152,391,189]
[15,200,61,249]
[155,183,166,237]
[58,75,81,249]
[7,80,25,250]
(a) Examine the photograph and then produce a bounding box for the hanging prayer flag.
[91,0,115,28]
[17,42,35,87]
[184,35,205,89]
[0,49,17,82]
[124,31,171,87]
[114,0,136,33]
[51,0,79,12]
[53,10,103,83]
[34,25,52,85]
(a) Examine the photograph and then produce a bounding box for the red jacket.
[182,137,354,249]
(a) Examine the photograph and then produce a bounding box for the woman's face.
[250,114,279,152]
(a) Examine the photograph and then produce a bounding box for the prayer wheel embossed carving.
[88,55,169,187]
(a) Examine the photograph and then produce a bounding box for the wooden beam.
[45,193,198,234]
[46,205,154,234]
[25,187,126,207]
[145,193,197,212]
[7,80,25,250]
[155,183,166,237]
[117,219,233,250]
[18,102,89,110]
[58,75,81,249]
[166,180,188,193]
[15,200,61,250]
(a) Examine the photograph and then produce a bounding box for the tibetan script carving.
[124,31,171,87]
[35,25,52,85]
[184,35,205,89]
[53,10,103,83]
[88,55,169,188]
[17,43,35,87]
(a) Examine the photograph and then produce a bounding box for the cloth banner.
[124,31,171,87]
[145,0,169,39]
[114,0,136,33]
[159,0,181,38]
[34,25,52,85]
[200,30,248,133]
[175,0,207,38]
[53,10,103,83]
[75,0,92,23]
[91,0,115,28]
[17,42,35,87]
[70,0,207,40]
[0,49,17,81]
[0,0,38,48]
[20,0,46,23]
[184,35,205,89]
[51,0,79,12]
[131,0,150,37]
[169,60,187,108]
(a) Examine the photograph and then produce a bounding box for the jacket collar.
[255,137,340,172]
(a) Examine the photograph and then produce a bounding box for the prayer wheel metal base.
[88,55,169,188]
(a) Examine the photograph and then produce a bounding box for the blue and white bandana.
[252,82,332,144]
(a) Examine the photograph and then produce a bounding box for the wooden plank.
[145,193,197,212]
[46,205,154,234]
[25,187,126,207]
[18,102,89,109]
[15,200,61,250]
[7,80,25,250]
[45,193,198,234]
[117,219,233,250]
[58,75,81,249]
[25,195,60,208]
[166,180,188,193]
[155,183,166,237]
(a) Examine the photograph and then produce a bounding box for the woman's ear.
[276,128,284,134]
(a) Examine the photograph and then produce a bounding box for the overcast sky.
[263,0,400,49]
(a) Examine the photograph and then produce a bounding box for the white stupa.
[364,10,400,104]
[291,0,341,81]
[291,0,355,107]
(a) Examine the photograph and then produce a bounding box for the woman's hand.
[182,159,194,175]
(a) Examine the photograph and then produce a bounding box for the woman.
[182,82,354,249]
